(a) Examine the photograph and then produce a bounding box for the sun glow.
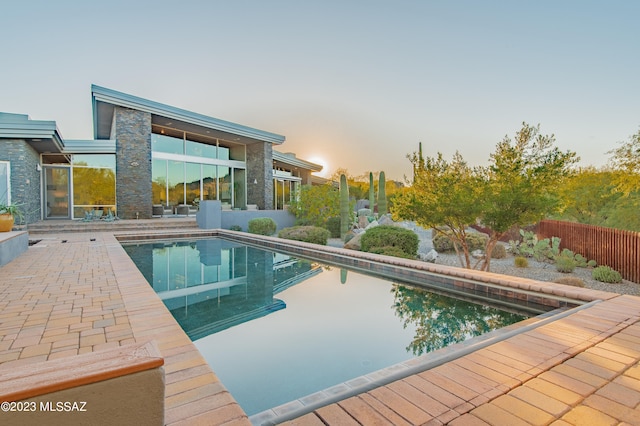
[308,156,330,178]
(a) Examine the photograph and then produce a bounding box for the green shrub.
[491,244,507,259]
[325,216,341,238]
[368,246,416,259]
[553,277,585,287]
[592,266,622,283]
[514,256,529,268]
[278,226,330,245]
[229,225,242,231]
[433,231,488,253]
[587,259,598,268]
[248,218,277,235]
[360,225,418,258]
[555,253,577,273]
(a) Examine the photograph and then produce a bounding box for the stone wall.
[246,142,274,210]
[0,140,41,225]
[112,107,153,219]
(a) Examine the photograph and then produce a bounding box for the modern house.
[0,85,323,225]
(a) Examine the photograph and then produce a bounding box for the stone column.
[112,107,152,219]
[246,142,274,210]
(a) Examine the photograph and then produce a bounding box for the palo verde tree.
[393,123,578,271]
[392,151,486,268]
[480,123,578,271]
[288,183,340,227]
[608,129,640,196]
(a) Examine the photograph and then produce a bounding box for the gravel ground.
[332,221,640,296]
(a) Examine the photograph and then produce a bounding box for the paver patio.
[1,227,639,425]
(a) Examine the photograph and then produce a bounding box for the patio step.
[24,218,199,234]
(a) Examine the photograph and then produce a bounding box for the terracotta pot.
[0,214,14,232]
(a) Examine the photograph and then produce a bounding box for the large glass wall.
[273,171,300,210]
[152,132,246,209]
[72,154,116,218]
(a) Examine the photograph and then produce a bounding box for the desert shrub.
[552,277,585,287]
[278,226,330,245]
[368,246,416,259]
[248,218,277,236]
[514,256,529,268]
[432,231,488,252]
[587,259,598,268]
[555,253,577,273]
[229,225,242,231]
[592,266,622,283]
[491,244,507,259]
[325,216,341,238]
[360,225,418,258]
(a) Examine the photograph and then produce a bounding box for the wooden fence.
[538,220,640,284]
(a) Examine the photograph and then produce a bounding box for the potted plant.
[0,203,24,232]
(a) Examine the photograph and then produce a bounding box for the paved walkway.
[1,230,639,425]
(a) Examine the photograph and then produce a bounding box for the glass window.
[185,163,201,205]
[230,144,245,161]
[233,168,246,209]
[218,145,230,161]
[152,159,167,205]
[168,161,185,205]
[0,162,9,205]
[186,140,216,158]
[202,165,217,201]
[152,134,184,155]
[218,166,231,205]
[72,154,116,169]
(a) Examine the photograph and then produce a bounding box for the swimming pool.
[122,236,552,416]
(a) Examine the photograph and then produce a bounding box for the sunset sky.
[2,1,638,181]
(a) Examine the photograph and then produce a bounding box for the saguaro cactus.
[368,172,375,212]
[377,171,387,216]
[340,174,350,240]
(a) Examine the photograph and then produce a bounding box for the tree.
[608,129,640,195]
[556,167,621,226]
[288,184,340,227]
[392,151,485,268]
[393,123,578,271]
[480,123,578,270]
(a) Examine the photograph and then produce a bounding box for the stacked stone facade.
[1,140,41,224]
[246,142,274,210]
[111,107,153,219]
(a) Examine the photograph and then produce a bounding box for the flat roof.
[0,112,64,153]
[92,85,286,145]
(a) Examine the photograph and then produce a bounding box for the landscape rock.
[420,249,438,263]
[344,232,363,250]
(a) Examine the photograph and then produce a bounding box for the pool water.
[123,238,527,415]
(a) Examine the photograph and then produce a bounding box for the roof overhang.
[0,113,65,153]
[273,151,323,172]
[91,85,286,145]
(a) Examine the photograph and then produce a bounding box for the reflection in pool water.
[123,238,527,415]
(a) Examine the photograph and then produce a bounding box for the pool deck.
[1,228,640,425]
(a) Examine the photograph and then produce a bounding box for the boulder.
[420,249,438,263]
[377,214,395,226]
[344,232,364,250]
[365,220,379,230]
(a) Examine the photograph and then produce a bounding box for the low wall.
[0,231,28,267]
[0,341,165,426]
[197,200,295,232]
